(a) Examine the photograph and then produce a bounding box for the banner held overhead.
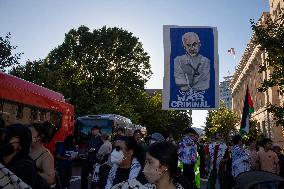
[162,25,219,110]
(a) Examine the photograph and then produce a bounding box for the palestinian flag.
[240,87,254,134]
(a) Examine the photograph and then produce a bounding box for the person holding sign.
[174,32,210,91]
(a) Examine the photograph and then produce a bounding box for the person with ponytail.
[112,142,194,189]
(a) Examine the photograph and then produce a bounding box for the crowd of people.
[1,123,284,189]
[202,133,284,189]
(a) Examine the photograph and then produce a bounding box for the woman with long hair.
[112,142,193,189]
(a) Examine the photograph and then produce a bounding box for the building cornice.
[251,106,268,118]
[230,12,270,94]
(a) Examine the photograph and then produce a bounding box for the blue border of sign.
[162,26,219,110]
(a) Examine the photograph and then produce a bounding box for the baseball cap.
[183,127,198,135]
[150,133,165,142]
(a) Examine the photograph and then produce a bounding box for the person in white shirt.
[231,134,250,178]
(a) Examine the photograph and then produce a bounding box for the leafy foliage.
[10,26,191,136]
[242,119,265,145]
[134,92,191,137]
[12,26,152,116]
[251,9,284,126]
[0,33,22,71]
[10,59,52,86]
[204,102,239,142]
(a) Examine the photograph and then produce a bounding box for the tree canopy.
[10,25,191,136]
[0,33,22,71]
[204,102,238,142]
[252,10,284,126]
[134,92,191,137]
[12,26,152,116]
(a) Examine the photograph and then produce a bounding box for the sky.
[0,0,270,128]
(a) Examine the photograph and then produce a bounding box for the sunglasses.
[114,146,122,151]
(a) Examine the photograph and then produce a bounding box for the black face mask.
[0,141,15,158]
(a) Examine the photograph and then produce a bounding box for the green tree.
[10,26,190,135]
[243,119,265,145]
[204,102,239,142]
[10,59,52,87]
[251,10,284,126]
[204,111,214,139]
[135,92,191,137]
[12,26,152,117]
[0,33,22,71]
[48,26,152,116]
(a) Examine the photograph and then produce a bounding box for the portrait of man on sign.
[174,32,210,92]
[162,26,219,110]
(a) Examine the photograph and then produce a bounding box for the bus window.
[31,108,38,121]
[39,110,46,122]
[16,104,23,119]
[0,99,3,114]
[22,106,31,124]
[0,72,74,154]
[50,112,62,131]
[0,117,4,128]
[45,111,51,122]
[75,118,113,142]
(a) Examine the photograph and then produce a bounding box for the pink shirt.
[257,150,279,174]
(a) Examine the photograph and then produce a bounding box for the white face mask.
[143,166,163,183]
[110,149,124,164]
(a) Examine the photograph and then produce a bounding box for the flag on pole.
[240,86,254,134]
[228,48,236,59]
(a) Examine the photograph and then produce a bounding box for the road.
[51,165,85,189]
[70,165,82,189]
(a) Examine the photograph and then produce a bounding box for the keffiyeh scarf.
[111,178,184,189]
[106,158,141,189]
[232,145,250,177]
[92,162,101,183]
[208,142,227,174]
[178,136,198,164]
[0,163,31,189]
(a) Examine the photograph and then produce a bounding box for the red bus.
[0,71,74,153]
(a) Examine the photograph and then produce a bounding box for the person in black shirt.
[0,124,37,188]
[81,126,103,189]
[274,146,284,178]
[56,135,77,189]
[103,136,146,189]
[112,127,125,143]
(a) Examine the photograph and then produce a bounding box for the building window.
[39,110,46,121]
[262,121,267,137]
[50,112,62,129]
